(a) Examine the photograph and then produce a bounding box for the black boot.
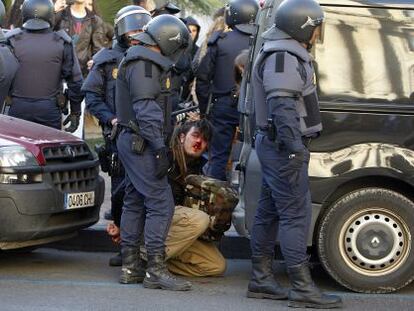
[143,253,192,291]
[287,263,342,309]
[119,247,145,284]
[247,255,288,300]
[109,252,122,267]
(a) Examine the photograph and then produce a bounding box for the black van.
[233,0,414,293]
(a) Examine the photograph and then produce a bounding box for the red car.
[0,115,104,250]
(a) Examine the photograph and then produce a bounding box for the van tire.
[317,188,414,293]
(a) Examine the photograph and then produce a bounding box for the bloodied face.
[180,126,208,158]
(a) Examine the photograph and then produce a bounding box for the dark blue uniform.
[196,28,250,181]
[250,39,322,266]
[82,43,126,227]
[6,28,83,129]
[0,31,19,112]
[115,45,174,255]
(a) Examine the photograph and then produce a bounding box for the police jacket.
[253,39,322,152]
[195,28,251,114]
[0,30,19,106]
[6,27,84,113]
[54,7,106,77]
[82,43,126,125]
[115,45,173,150]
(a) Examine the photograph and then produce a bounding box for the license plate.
[65,191,95,209]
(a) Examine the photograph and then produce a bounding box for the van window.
[315,6,414,105]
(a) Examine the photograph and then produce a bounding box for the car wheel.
[317,188,414,293]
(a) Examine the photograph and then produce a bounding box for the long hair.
[169,119,212,180]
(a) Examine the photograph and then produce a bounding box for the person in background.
[54,0,106,77]
[5,0,25,28]
[6,0,83,132]
[85,0,114,48]
[182,16,200,58]
[195,0,259,181]
[192,7,226,69]
[0,0,19,112]
[234,49,249,95]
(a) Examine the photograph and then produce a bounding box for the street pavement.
[0,248,414,311]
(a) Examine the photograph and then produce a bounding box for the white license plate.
[65,191,95,209]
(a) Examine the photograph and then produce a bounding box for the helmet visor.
[131,31,157,46]
[116,10,152,36]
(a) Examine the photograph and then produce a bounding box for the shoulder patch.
[207,31,225,46]
[275,52,285,73]
[5,28,23,40]
[55,29,72,43]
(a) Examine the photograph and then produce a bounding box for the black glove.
[63,112,81,133]
[154,147,171,179]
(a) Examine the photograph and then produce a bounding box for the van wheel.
[317,188,414,293]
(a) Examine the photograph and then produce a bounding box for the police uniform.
[82,42,126,227]
[6,28,83,130]
[196,28,251,180]
[251,39,321,266]
[0,32,18,112]
[247,0,342,308]
[116,44,175,257]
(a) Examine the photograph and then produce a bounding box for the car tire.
[317,187,414,293]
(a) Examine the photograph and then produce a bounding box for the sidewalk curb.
[46,226,252,259]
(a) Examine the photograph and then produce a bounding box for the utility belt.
[257,123,312,148]
[212,88,238,108]
[118,121,147,155]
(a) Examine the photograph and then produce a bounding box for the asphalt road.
[0,249,414,311]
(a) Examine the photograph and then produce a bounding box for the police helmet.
[150,0,181,16]
[115,5,152,47]
[0,1,5,26]
[132,14,190,60]
[225,0,259,34]
[262,0,324,43]
[22,0,54,30]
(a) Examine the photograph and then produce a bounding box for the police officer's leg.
[265,147,341,308]
[117,132,146,284]
[205,97,239,181]
[118,173,146,284]
[167,240,226,277]
[120,144,192,291]
[247,134,288,300]
[165,206,210,259]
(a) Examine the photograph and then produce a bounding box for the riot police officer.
[0,1,19,112]
[115,14,191,291]
[195,0,258,181]
[82,5,152,266]
[248,0,342,308]
[6,0,83,132]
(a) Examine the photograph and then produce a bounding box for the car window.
[315,5,414,105]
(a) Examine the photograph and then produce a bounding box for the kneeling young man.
[109,119,226,277]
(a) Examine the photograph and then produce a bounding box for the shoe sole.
[246,291,288,300]
[143,279,192,291]
[119,276,144,284]
[288,301,343,309]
